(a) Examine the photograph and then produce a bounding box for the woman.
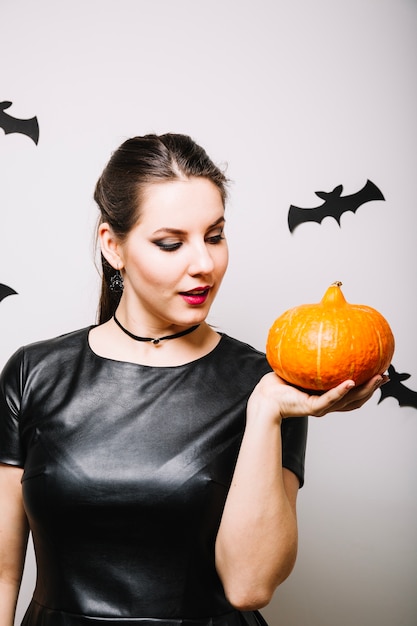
[0,134,384,626]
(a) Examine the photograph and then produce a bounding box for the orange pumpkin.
[266,282,395,391]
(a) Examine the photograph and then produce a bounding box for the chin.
[179,311,209,327]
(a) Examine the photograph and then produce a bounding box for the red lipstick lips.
[180,286,210,306]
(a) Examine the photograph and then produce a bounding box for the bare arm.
[215,372,384,610]
[0,463,29,626]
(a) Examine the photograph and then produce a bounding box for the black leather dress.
[0,328,307,626]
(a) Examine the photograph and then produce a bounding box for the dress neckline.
[86,325,225,370]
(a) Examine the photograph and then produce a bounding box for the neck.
[113,313,200,346]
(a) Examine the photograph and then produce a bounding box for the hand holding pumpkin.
[248,370,386,422]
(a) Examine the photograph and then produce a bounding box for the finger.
[306,380,355,416]
[308,374,387,416]
[323,375,387,413]
[357,374,384,393]
[347,375,385,403]
[317,379,355,405]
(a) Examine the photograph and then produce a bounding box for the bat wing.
[0,283,18,302]
[378,382,417,409]
[288,201,330,233]
[0,102,39,145]
[340,179,385,213]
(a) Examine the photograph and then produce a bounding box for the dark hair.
[94,133,228,324]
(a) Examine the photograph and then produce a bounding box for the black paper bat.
[288,179,385,232]
[0,283,18,302]
[378,364,417,410]
[0,101,39,145]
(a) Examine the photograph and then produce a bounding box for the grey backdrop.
[1,1,416,625]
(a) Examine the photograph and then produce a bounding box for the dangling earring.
[109,269,124,293]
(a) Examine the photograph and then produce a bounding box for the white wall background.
[1,1,416,625]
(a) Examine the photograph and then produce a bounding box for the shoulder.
[219,333,270,363]
[1,327,93,390]
[23,326,93,358]
[215,333,272,381]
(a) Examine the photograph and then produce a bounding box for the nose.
[188,242,215,276]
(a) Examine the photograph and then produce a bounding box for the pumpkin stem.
[321,281,347,306]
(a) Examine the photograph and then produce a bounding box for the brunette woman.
[0,133,384,626]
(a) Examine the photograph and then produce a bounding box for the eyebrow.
[152,216,225,236]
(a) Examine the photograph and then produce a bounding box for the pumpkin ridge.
[315,320,324,389]
[276,326,284,379]
[376,328,384,371]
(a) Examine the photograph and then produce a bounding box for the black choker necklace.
[113,313,200,346]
